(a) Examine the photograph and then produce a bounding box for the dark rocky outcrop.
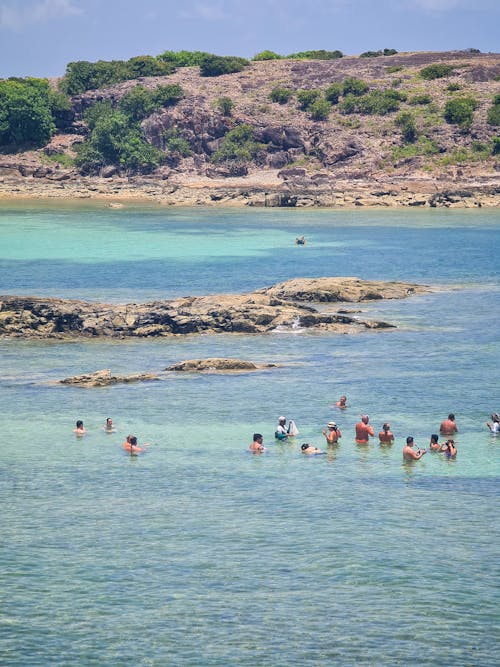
[0,277,430,339]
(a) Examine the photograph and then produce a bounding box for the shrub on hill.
[212,124,262,163]
[340,89,404,115]
[396,111,417,143]
[286,50,343,60]
[61,57,174,95]
[199,55,249,77]
[157,50,211,67]
[309,98,331,120]
[487,96,500,126]
[324,83,342,104]
[420,64,455,80]
[118,85,184,122]
[297,89,323,110]
[253,51,283,61]
[216,97,234,116]
[360,48,398,58]
[444,96,478,130]
[342,77,369,97]
[409,93,432,105]
[0,78,61,148]
[269,87,293,104]
[492,137,500,155]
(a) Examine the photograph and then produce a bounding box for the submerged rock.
[166,358,277,372]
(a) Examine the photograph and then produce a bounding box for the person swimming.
[122,435,144,455]
[335,395,347,409]
[104,417,115,433]
[301,443,325,455]
[73,420,86,436]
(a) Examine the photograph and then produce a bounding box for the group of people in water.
[73,418,148,455]
[249,400,497,460]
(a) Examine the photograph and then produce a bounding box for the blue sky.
[0,0,498,78]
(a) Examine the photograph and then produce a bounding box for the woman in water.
[440,439,457,458]
[322,421,342,445]
[378,423,394,445]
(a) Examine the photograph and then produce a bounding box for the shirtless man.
[378,423,394,445]
[249,433,265,453]
[73,420,86,436]
[355,415,374,444]
[440,413,458,436]
[403,436,426,461]
[429,434,442,451]
[335,395,347,409]
[323,421,342,445]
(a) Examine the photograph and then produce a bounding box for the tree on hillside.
[0,78,56,148]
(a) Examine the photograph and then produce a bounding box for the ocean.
[1,203,499,666]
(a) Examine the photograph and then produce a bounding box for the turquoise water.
[1,204,499,666]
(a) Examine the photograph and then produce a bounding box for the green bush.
[199,55,249,77]
[253,50,283,61]
[60,57,174,95]
[118,84,184,122]
[216,96,234,116]
[386,66,403,73]
[487,98,500,126]
[324,83,342,104]
[0,78,56,147]
[409,93,432,105]
[396,111,417,143]
[212,124,261,163]
[342,77,369,97]
[157,50,211,67]
[360,49,397,58]
[162,129,191,157]
[286,50,343,60]
[420,64,455,80]
[340,89,403,115]
[76,103,164,174]
[309,98,331,120]
[446,83,461,92]
[269,86,293,104]
[492,137,500,155]
[444,96,477,129]
[297,89,322,110]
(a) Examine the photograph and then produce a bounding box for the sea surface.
[0,203,499,666]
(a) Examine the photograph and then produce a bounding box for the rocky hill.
[0,51,499,207]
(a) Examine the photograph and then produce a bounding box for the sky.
[0,0,498,79]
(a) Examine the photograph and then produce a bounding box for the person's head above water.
[301,443,310,451]
[448,413,455,421]
[106,417,112,426]
[76,420,83,428]
[430,434,439,444]
[382,423,390,431]
[406,436,414,445]
[129,436,137,446]
[253,433,263,443]
[278,416,286,424]
[327,421,337,429]
[361,415,369,424]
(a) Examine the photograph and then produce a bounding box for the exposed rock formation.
[166,358,277,372]
[0,277,429,339]
[59,369,158,386]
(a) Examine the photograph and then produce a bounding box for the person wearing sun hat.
[322,420,342,445]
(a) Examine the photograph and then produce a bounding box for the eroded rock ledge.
[0,277,429,339]
[59,369,158,386]
[166,358,277,372]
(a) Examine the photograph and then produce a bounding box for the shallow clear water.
[0,204,499,666]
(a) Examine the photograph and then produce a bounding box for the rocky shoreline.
[0,277,430,339]
[0,169,498,208]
